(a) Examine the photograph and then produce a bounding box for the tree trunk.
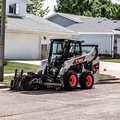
[0,0,6,82]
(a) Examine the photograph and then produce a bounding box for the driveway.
[0,83,120,120]
[100,61,120,78]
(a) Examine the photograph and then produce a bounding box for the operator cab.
[48,39,82,67]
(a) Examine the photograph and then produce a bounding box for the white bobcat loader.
[10,39,99,91]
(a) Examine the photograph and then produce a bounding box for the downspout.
[111,34,114,58]
[39,36,41,60]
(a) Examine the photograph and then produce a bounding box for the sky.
[43,0,120,16]
[112,0,120,3]
[42,0,57,16]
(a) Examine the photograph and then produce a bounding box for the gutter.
[6,29,75,36]
[78,32,114,35]
[112,30,120,35]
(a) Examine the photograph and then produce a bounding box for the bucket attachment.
[10,70,43,91]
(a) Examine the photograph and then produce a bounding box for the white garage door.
[5,33,40,59]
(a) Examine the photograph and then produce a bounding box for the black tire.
[79,72,94,89]
[63,70,78,90]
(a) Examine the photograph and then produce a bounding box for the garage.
[5,33,40,60]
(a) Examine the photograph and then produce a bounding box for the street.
[0,83,120,120]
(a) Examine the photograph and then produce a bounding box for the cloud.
[112,0,120,4]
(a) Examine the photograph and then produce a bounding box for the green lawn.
[3,76,13,86]
[4,61,40,74]
[102,59,120,63]
[98,74,115,80]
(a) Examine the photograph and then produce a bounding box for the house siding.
[6,0,28,17]
[47,14,120,57]
[114,35,120,40]
[73,34,112,55]
[114,35,120,55]
[48,15,77,27]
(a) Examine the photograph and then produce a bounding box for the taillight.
[93,63,99,74]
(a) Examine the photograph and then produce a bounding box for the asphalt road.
[0,83,120,120]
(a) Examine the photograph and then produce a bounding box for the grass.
[3,76,13,86]
[4,61,40,74]
[98,74,115,80]
[3,61,40,86]
[101,58,120,63]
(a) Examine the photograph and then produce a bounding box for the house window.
[9,4,20,15]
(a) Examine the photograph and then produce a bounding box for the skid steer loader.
[10,39,99,91]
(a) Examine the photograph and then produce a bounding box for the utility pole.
[0,0,6,82]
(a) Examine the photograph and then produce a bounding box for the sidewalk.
[100,61,120,78]
[10,60,41,65]
[0,83,9,89]
[4,73,15,76]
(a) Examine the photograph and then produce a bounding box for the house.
[47,13,120,57]
[5,0,73,60]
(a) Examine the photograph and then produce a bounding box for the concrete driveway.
[100,61,120,78]
[0,83,120,120]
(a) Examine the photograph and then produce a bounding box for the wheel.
[63,70,78,90]
[79,72,94,89]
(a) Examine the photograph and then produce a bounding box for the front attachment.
[10,69,37,91]
[10,69,24,90]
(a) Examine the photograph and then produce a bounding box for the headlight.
[51,68,57,74]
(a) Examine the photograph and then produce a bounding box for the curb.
[97,78,120,84]
[0,83,9,89]
[99,78,120,81]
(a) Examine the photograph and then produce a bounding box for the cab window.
[75,43,82,55]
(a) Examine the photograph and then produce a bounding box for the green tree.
[55,0,120,20]
[55,0,93,15]
[27,0,50,17]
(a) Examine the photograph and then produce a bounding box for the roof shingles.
[7,14,73,33]
[47,13,120,33]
